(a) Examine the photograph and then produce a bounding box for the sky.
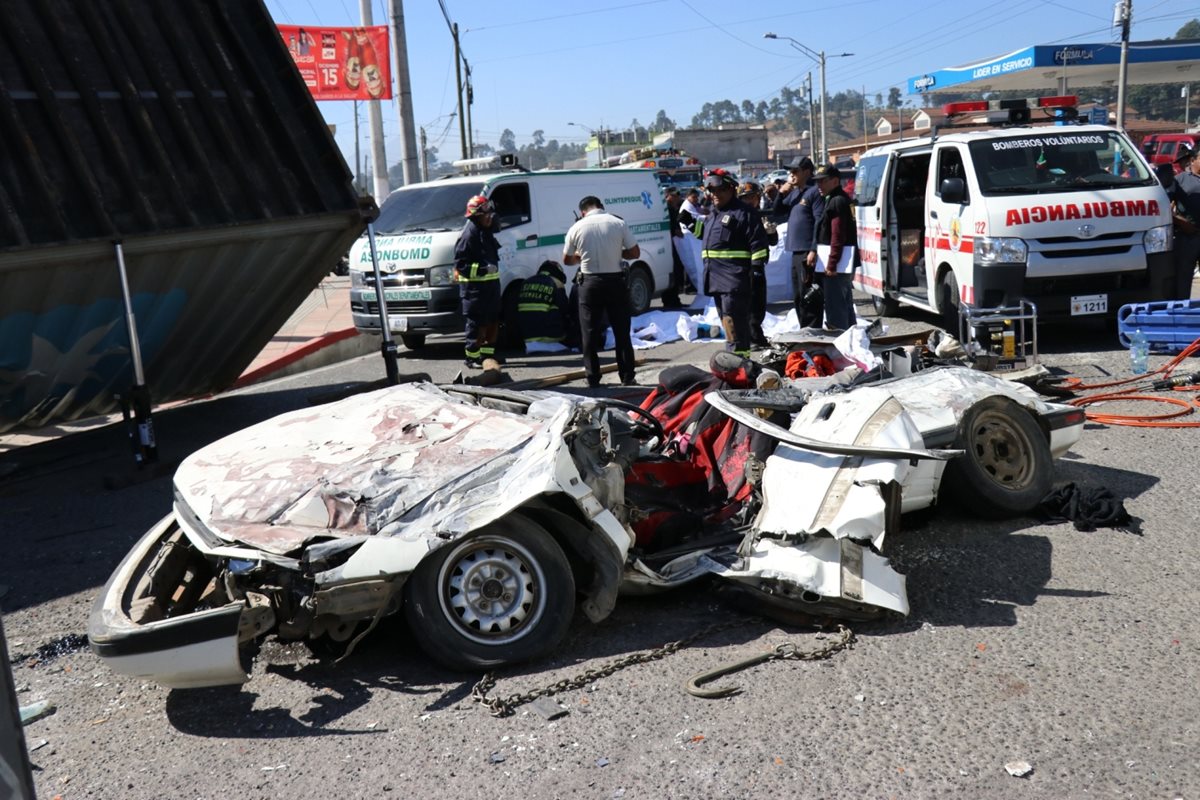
[263,0,1199,173]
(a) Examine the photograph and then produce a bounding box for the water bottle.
[1130,328,1148,375]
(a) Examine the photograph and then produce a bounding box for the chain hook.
[683,645,788,699]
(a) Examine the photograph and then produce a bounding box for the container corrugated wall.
[0,0,372,432]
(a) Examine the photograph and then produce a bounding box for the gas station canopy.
[907,39,1200,95]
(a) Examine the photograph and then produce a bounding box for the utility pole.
[420,126,429,182]
[452,23,467,159]
[1184,84,1191,129]
[464,59,475,158]
[1115,0,1132,130]
[388,0,420,185]
[360,0,389,200]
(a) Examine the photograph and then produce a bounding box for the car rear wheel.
[404,514,575,670]
[942,397,1052,519]
[627,266,653,315]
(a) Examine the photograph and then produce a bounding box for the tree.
[887,87,902,110]
[875,92,883,108]
[499,128,516,151]
[741,99,755,120]
[754,101,768,123]
[652,109,675,132]
[531,129,545,148]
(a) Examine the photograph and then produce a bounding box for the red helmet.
[465,195,494,217]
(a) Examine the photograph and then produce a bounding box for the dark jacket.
[517,271,570,343]
[775,180,823,252]
[454,216,501,282]
[701,198,769,294]
[813,185,857,269]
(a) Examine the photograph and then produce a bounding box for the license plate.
[1070,293,1107,315]
[388,315,409,332]
[362,288,431,302]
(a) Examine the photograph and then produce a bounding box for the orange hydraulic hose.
[1057,336,1200,427]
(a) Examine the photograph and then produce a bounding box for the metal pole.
[1185,84,1191,129]
[114,242,157,466]
[388,0,420,184]
[819,51,827,165]
[360,0,389,199]
[1115,0,1131,130]
[366,222,400,385]
[452,23,467,160]
[354,100,362,193]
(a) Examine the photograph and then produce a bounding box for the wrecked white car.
[89,365,1082,689]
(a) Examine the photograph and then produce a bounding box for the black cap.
[1175,146,1195,164]
[814,164,841,180]
[786,156,814,171]
[663,185,680,196]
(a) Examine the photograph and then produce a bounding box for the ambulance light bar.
[941,95,1079,126]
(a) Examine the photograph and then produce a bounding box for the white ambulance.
[347,159,674,349]
[852,96,1174,330]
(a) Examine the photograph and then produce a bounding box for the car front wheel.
[942,397,1052,518]
[404,515,575,670]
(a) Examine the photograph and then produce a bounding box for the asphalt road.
[2,298,1198,800]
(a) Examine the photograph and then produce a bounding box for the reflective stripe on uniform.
[751,249,769,261]
[702,249,753,259]
[455,262,500,282]
[518,302,554,312]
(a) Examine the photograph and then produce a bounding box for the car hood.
[174,383,570,555]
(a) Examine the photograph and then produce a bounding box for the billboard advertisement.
[278,24,392,100]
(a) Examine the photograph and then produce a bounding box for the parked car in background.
[1141,133,1200,173]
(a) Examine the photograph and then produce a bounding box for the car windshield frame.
[373,182,484,234]
[967,130,1156,196]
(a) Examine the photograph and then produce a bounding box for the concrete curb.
[233,328,376,388]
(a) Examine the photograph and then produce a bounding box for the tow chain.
[471,617,854,717]
[684,625,855,698]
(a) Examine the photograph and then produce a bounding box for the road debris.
[1005,760,1033,777]
[19,700,55,725]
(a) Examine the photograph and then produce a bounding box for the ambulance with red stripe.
[852,96,1174,329]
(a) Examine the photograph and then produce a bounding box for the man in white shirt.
[563,196,640,387]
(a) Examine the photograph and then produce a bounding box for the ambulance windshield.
[374,183,483,234]
[968,131,1154,195]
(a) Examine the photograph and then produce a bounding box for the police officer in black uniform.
[701,169,769,357]
[773,156,824,327]
[454,195,501,367]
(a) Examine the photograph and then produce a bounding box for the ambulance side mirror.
[939,177,966,205]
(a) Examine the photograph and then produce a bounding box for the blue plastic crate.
[1116,299,1200,353]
